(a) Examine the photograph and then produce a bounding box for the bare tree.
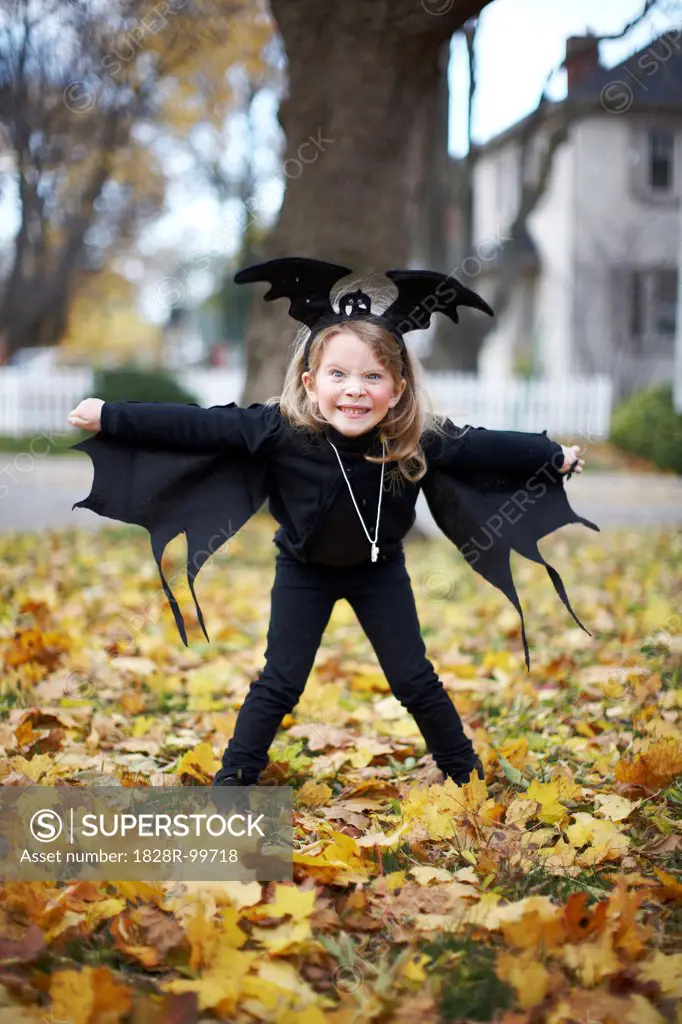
[0,0,261,364]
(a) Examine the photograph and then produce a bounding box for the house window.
[648,128,674,192]
[495,148,518,226]
[629,271,644,337]
[628,268,678,351]
[653,269,678,334]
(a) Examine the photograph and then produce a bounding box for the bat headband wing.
[234,256,494,373]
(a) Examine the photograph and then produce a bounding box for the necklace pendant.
[371,543,379,563]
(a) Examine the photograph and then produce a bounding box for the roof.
[477,31,682,154]
[476,223,541,278]
[571,30,682,108]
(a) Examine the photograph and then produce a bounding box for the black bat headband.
[234,256,494,374]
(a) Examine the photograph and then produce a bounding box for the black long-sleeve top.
[99,400,565,569]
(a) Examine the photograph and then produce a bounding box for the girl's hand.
[559,444,584,475]
[68,398,104,433]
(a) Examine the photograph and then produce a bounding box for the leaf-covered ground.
[0,516,681,1024]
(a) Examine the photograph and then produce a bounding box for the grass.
[419,932,515,1022]
[0,430,86,456]
[0,432,677,476]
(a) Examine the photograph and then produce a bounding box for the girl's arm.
[429,419,582,479]
[68,397,278,455]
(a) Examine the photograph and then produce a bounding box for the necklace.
[327,439,386,563]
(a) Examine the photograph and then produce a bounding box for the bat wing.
[234,257,353,330]
[71,434,269,645]
[421,464,599,671]
[383,269,494,334]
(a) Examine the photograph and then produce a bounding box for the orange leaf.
[615,737,682,791]
[563,891,609,941]
[50,965,131,1024]
[110,905,185,969]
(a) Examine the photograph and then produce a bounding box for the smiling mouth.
[338,407,370,416]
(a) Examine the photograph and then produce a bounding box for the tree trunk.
[240,0,491,404]
[423,20,480,372]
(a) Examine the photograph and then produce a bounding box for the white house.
[474,31,682,403]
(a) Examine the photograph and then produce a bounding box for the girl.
[68,263,585,791]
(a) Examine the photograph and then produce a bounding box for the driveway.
[1,453,681,535]
[416,470,682,535]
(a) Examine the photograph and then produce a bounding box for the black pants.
[216,549,476,782]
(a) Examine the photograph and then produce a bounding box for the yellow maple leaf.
[641,595,675,631]
[163,972,239,1014]
[357,822,409,848]
[256,883,317,921]
[346,746,377,768]
[482,650,515,673]
[378,718,421,739]
[131,715,156,738]
[401,951,432,983]
[50,965,132,1024]
[652,867,682,902]
[219,880,267,909]
[443,770,488,807]
[521,826,555,849]
[562,930,622,985]
[495,949,550,1008]
[161,949,258,1012]
[409,866,453,885]
[579,839,630,866]
[384,869,408,891]
[535,837,577,871]
[623,993,670,1024]
[501,908,566,953]
[5,753,61,784]
[250,918,312,954]
[112,881,164,905]
[399,774,487,841]
[497,736,530,770]
[566,813,631,865]
[293,831,369,885]
[637,951,682,999]
[506,796,539,829]
[526,779,572,825]
[296,781,333,808]
[83,898,128,932]
[240,974,290,1014]
[320,831,365,864]
[350,670,390,693]
[185,905,247,972]
[175,740,219,782]
[593,794,642,821]
[255,959,316,996]
[441,895,545,934]
[50,970,93,1024]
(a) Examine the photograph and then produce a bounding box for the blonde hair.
[263,278,454,487]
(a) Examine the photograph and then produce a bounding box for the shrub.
[90,364,200,405]
[610,382,682,474]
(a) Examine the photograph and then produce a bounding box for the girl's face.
[302,330,406,435]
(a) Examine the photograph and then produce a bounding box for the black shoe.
[445,756,485,787]
[211,767,260,787]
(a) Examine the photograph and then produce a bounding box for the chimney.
[563,34,600,93]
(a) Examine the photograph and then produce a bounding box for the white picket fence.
[0,366,613,439]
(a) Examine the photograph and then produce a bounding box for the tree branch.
[457,0,671,362]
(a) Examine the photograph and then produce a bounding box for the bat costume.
[71,257,599,787]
